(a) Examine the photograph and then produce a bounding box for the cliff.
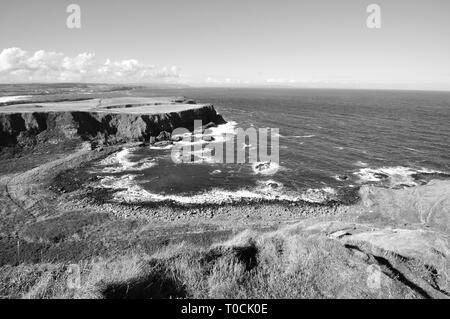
[0,97,226,147]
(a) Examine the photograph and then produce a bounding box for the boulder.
[171,135,184,142]
[156,131,171,142]
[202,135,215,142]
[254,162,271,172]
[215,114,227,125]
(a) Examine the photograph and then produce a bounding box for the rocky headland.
[0,97,226,148]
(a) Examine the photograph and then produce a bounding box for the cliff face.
[0,104,226,147]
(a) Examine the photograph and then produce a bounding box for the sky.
[0,0,449,90]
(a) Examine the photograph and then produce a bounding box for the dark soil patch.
[84,186,117,204]
[139,230,233,255]
[21,211,110,243]
[101,261,186,299]
[200,242,259,273]
[0,236,110,266]
[0,237,50,266]
[51,169,99,194]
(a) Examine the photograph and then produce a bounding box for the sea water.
[90,88,450,204]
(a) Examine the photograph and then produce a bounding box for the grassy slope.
[2,220,448,299]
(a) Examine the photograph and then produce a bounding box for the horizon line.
[1,82,450,93]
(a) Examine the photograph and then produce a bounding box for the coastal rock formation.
[0,98,226,147]
[292,220,450,298]
[358,180,450,233]
[155,131,171,142]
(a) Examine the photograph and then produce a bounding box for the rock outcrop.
[0,101,226,147]
[283,220,450,298]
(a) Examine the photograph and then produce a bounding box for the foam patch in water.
[353,166,444,188]
[97,174,338,205]
[252,161,280,175]
[94,148,157,173]
[354,161,369,167]
[207,121,238,136]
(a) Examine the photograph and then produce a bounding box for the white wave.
[165,121,238,149]
[282,134,316,139]
[191,156,216,164]
[97,174,337,205]
[354,161,369,167]
[207,121,238,136]
[97,148,132,167]
[149,144,173,150]
[100,174,137,188]
[95,148,157,173]
[334,175,350,182]
[0,95,32,103]
[403,147,425,153]
[171,121,238,162]
[252,161,280,175]
[353,166,445,187]
[171,147,216,164]
[202,121,238,144]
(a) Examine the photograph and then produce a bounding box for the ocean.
[89,87,450,205]
[2,85,450,204]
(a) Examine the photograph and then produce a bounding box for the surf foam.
[353,166,445,188]
[95,148,157,173]
[252,161,280,175]
[0,95,32,103]
[97,173,338,205]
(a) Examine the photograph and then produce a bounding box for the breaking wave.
[97,174,339,205]
[94,148,157,173]
[206,121,238,136]
[252,161,280,175]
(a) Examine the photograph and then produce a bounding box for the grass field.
[3,222,441,299]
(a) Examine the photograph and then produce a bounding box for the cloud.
[0,47,180,82]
